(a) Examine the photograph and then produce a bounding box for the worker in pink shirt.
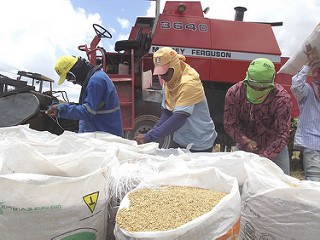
[224,58,292,174]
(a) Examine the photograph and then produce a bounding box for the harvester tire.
[124,114,172,149]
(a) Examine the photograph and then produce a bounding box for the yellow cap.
[54,55,78,85]
[153,47,179,75]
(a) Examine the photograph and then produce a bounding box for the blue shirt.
[291,65,320,151]
[161,94,216,150]
[57,70,123,137]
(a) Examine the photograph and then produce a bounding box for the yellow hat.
[153,47,179,75]
[54,55,78,85]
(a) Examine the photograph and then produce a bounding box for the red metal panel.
[275,57,300,118]
[184,57,211,80]
[276,75,300,118]
[208,59,248,83]
[210,19,281,55]
[152,15,211,50]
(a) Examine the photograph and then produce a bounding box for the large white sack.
[0,134,118,176]
[278,22,320,75]
[0,125,120,240]
[240,159,320,240]
[0,170,109,240]
[160,151,285,187]
[184,151,251,186]
[106,149,183,240]
[0,125,160,156]
[114,167,241,240]
[0,125,57,142]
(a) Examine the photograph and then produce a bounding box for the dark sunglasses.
[247,73,274,88]
[66,71,76,82]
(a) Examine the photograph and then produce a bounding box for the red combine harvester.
[71,1,299,148]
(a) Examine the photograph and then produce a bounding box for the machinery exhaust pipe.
[234,6,247,21]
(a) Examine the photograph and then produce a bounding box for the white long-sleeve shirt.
[291,65,320,151]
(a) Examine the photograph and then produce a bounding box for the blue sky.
[0,0,319,101]
[71,0,151,47]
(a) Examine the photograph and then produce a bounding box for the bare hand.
[247,140,258,152]
[305,43,319,66]
[134,134,145,144]
[45,104,58,117]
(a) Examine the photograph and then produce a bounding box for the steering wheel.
[93,24,112,39]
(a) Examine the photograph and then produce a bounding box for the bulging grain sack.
[240,159,320,240]
[278,22,320,75]
[114,167,241,240]
[0,171,109,240]
[0,126,116,240]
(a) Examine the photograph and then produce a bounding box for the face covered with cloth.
[243,58,276,104]
[153,47,205,111]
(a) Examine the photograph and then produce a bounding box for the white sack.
[0,126,120,240]
[0,134,118,177]
[174,151,285,187]
[114,167,241,240]
[278,22,320,75]
[0,170,109,240]
[0,125,57,142]
[240,159,320,240]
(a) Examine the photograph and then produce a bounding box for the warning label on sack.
[83,191,99,213]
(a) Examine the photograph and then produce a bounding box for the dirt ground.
[290,151,304,180]
[290,170,304,180]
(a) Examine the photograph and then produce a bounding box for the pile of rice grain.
[116,185,227,232]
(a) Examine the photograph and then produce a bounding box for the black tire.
[124,114,172,149]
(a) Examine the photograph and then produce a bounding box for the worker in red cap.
[224,58,292,174]
[291,44,320,181]
[46,55,123,137]
[134,47,217,152]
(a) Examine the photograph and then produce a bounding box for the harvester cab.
[77,0,298,149]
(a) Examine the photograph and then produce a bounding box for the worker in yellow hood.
[153,47,205,110]
[135,47,217,152]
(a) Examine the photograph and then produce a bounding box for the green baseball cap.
[245,58,275,85]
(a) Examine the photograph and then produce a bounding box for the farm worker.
[134,47,217,152]
[290,44,320,181]
[223,58,292,174]
[46,55,123,137]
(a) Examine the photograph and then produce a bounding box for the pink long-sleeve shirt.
[223,81,292,159]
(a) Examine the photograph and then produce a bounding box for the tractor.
[0,0,299,151]
[78,0,298,149]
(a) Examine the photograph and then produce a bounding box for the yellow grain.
[116,186,227,232]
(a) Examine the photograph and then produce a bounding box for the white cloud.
[0,0,102,101]
[117,33,130,42]
[117,18,130,29]
[108,26,117,35]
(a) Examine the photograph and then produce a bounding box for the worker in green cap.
[223,58,292,174]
